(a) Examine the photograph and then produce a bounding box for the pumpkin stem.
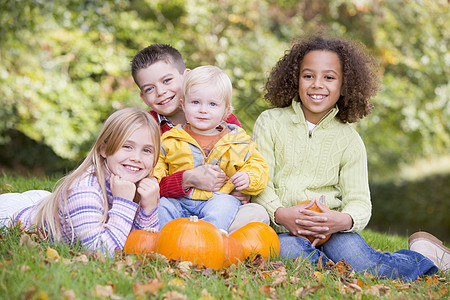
[189,215,199,222]
[219,229,229,236]
[143,227,158,233]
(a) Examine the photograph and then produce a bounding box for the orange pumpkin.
[220,230,245,267]
[298,200,331,246]
[123,228,158,256]
[155,216,225,270]
[230,222,280,260]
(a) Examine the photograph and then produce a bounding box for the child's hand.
[230,171,250,191]
[110,173,136,201]
[297,200,353,241]
[137,177,160,214]
[230,189,251,204]
[183,165,228,191]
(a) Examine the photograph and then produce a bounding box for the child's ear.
[140,91,153,108]
[223,107,232,120]
[183,68,190,76]
[99,143,107,159]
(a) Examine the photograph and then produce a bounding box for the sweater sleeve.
[132,206,159,231]
[64,186,140,257]
[238,140,269,195]
[338,135,372,232]
[251,112,285,232]
[159,170,191,198]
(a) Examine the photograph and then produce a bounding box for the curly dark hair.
[264,34,380,123]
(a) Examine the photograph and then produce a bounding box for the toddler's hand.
[110,173,136,201]
[137,177,160,214]
[183,165,228,191]
[230,189,251,204]
[230,171,250,191]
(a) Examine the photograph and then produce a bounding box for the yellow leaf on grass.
[168,278,185,288]
[38,291,50,300]
[46,247,60,260]
[313,271,324,280]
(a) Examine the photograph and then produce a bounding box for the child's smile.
[137,61,185,121]
[298,50,343,124]
[102,126,155,184]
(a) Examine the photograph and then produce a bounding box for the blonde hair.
[33,107,160,242]
[182,65,234,118]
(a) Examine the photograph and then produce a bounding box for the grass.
[1,174,449,299]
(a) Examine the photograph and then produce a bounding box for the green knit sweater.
[252,100,371,233]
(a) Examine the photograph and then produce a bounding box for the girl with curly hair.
[252,34,447,280]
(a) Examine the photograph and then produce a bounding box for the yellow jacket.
[154,124,269,200]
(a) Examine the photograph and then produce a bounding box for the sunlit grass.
[1,174,448,299]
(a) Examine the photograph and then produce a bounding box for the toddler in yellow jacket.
[154,65,269,231]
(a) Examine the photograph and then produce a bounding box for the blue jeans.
[158,194,241,231]
[279,232,438,281]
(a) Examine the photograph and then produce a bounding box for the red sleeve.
[159,170,192,198]
[225,113,241,127]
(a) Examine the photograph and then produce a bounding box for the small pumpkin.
[230,222,280,260]
[123,228,158,256]
[155,216,225,270]
[298,200,331,246]
[220,230,245,268]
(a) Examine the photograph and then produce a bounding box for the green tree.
[1,0,448,180]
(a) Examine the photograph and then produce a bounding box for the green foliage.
[0,0,449,179]
[369,172,450,242]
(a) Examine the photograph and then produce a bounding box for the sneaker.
[409,231,450,273]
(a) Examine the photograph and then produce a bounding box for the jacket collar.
[291,96,339,128]
[163,123,250,144]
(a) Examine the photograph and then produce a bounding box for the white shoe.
[409,232,450,273]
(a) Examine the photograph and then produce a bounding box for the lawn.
[0,174,448,299]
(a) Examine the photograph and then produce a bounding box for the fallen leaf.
[425,275,439,286]
[198,288,216,300]
[178,261,193,274]
[19,234,38,248]
[364,284,391,296]
[313,271,324,280]
[61,288,77,300]
[168,278,185,288]
[38,291,50,300]
[20,264,30,272]
[163,290,187,300]
[297,284,324,297]
[46,247,60,260]
[133,279,165,296]
[94,284,120,299]
[74,254,88,264]
[259,285,275,295]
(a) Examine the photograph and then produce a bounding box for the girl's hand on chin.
[137,177,160,214]
[110,173,136,200]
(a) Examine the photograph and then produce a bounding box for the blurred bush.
[1,0,449,181]
[369,173,450,241]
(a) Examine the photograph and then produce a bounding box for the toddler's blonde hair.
[182,65,234,119]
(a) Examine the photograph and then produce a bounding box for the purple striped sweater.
[15,167,159,256]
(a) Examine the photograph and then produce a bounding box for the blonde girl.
[0,107,160,256]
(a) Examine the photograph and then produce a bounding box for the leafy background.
[1,0,449,238]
